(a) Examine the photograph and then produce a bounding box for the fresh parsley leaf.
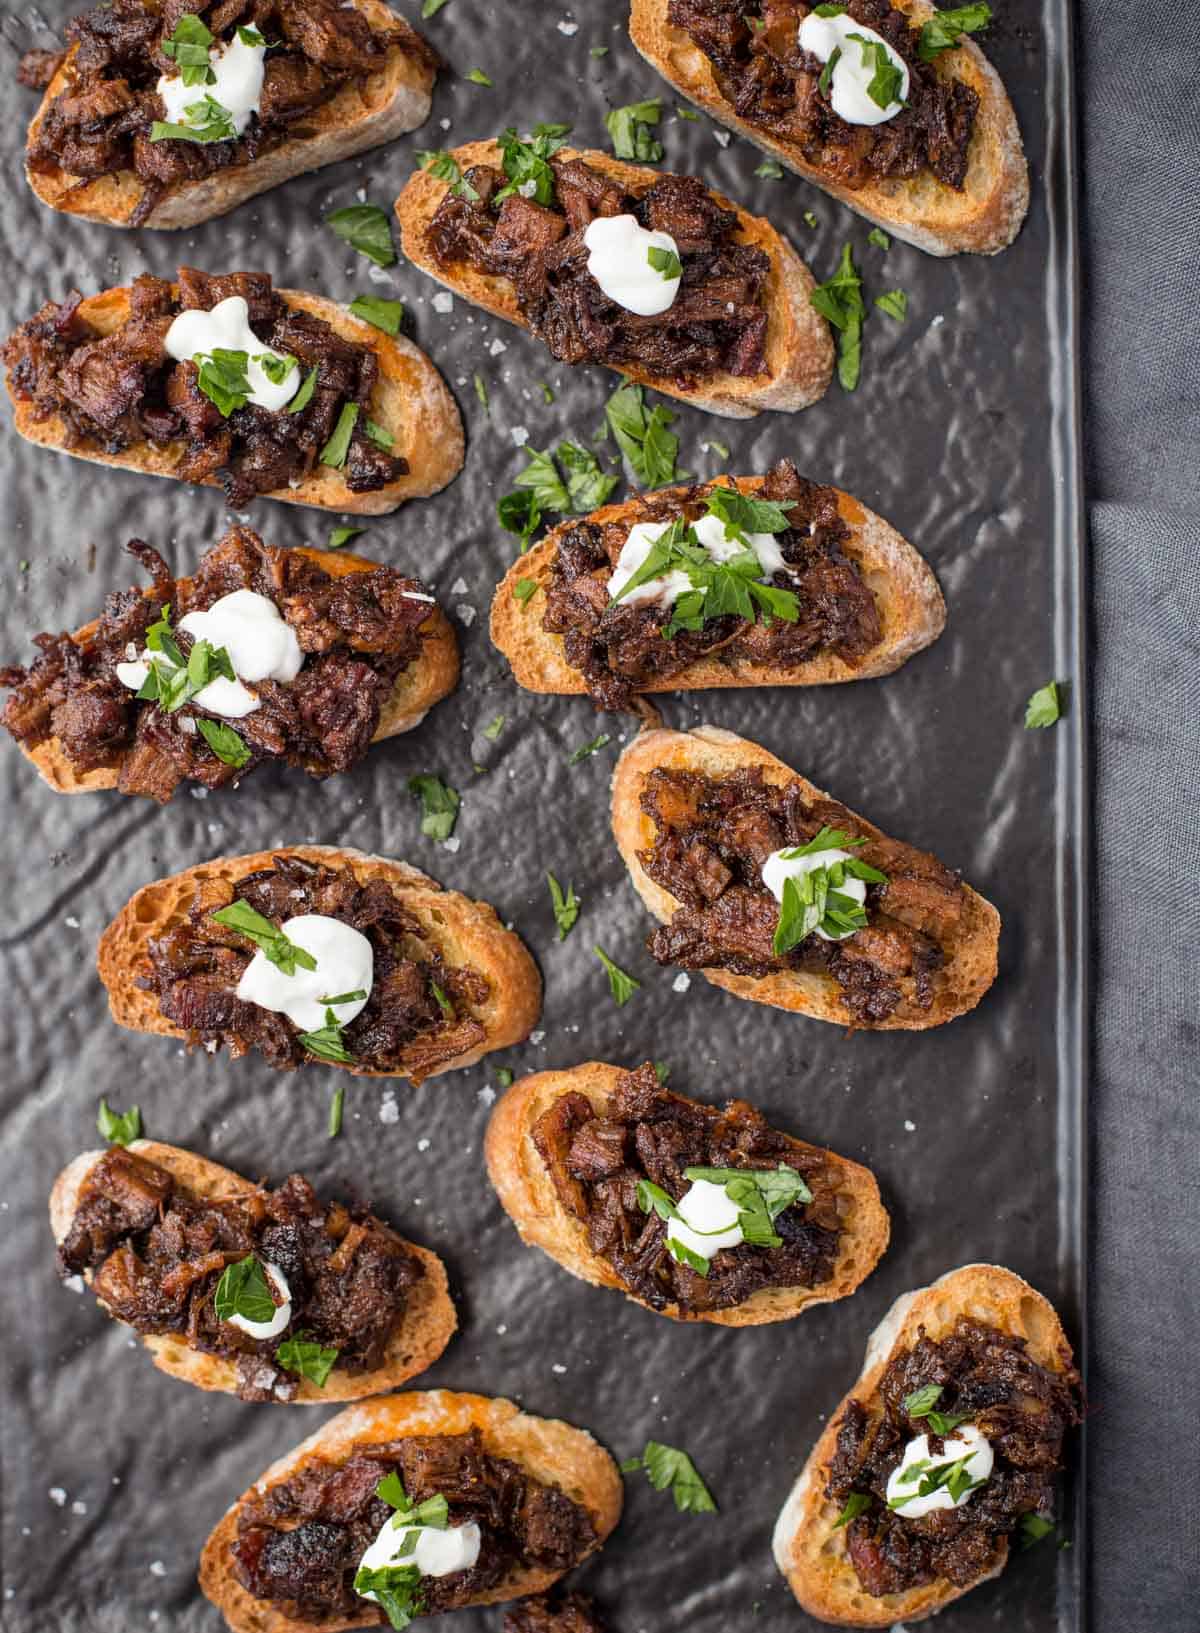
[276,1333,339,1387]
[868,227,891,250]
[606,98,664,163]
[353,1563,423,1631]
[813,2,848,13]
[474,373,489,413]
[421,0,450,15]
[833,1491,872,1528]
[626,1441,717,1514]
[810,243,865,391]
[349,294,403,335]
[365,418,394,450]
[150,94,235,144]
[482,714,505,741]
[569,733,612,765]
[237,25,266,48]
[196,717,250,768]
[817,45,842,99]
[927,1409,971,1435]
[803,209,819,227]
[513,577,539,605]
[604,380,681,486]
[1025,680,1062,728]
[847,32,906,109]
[875,289,908,321]
[214,1255,276,1325]
[539,382,555,403]
[495,123,571,207]
[636,1178,681,1223]
[755,159,784,179]
[919,3,992,61]
[1019,1512,1056,1549]
[297,1007,355,1065]
[703,439,730,462]
[329,525,365,549]
[590,45,609,58]
[705,486,792,537]
[770,833,885,955]
[647,244,682,281]
[903,1383,945,1418]
[326,204,396,267]
[497,489,542,549]
[514,447,571,513]
[430,981,454,1018]
[685,1163,814,1229]
[328,1085,345,1138]
[557,441,619,512]
[415,148,480,201]
[97,1098,142,1146]
[211,899,318,975]
[320,402,359,468]
[287,365,318,414]
[496,1067,514,1088]
[162,14,214,86]
[547,872,580,940]
[594,945,640,1006]
[195,347,251,416]
[465,67,492,86]
[407,773,460,841]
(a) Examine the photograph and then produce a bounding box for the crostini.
[772,1263,1081,1625]
[485,1060,889,1325]
[0,527,458,803]
[51,1139,456,1403]
[3,266,463,511]
[199,1390,623,1632]
[491,462,944,709]
[396,132,833,417]
[629,1,1029,257]
[21,0,437,230]
[612,725,999,1029]
[97,845,542,1083]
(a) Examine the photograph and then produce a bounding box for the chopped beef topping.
[505,1592,609,1633]
[638,766,967,1024]
[138,851,490,1080]
[825,1318,1081,1596]
[230,1428,597,1620]
[3,268,408,504]
[532,1062,843,1312]
[0,527,436,803]
[667,0,980,191]
[543,460,881,711]
[428,153,770,384]
[58,1146,424,1402]
[23,0,434,223]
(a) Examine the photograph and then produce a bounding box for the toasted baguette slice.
[26,0,436,230]
[50,1139,456,1402]
[16,542,459,797]
[96,844,542,1080]
[6,284,464,514]
[612,725,999,1029]
[490,474,944,695]
[199,1390,624,1632]
[484,1060,889,1325]
[772,1263,1076,1625]
[396,143,833,418]
[629,0,1029,257]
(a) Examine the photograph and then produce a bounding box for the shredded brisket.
[638,766,966,1024]
[543,460,881,711]
[3,267,407,504]
[138,851,490,1080]
[667,0,979,191]
[0,527,436,803]
[230,1428,596,1620]
[428,153,770,383]
[826,1318,1081,1596]
[532,1062,842,1312]
[58,1146,424,1402]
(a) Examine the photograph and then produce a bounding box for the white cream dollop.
[798,11,909,127]
[357,1511,483,1595]
[164,296,297,412]
[606,513,788,609]
[885,1425,994,1518]
[157,31,265,138]
[760,847,867,943]
[236,914,374,1034]
[584,214,682,316]
[114,589,304,720]
[666,1178,745,1262]
[227,1261,292,1339]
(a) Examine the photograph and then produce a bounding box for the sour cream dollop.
[357,1511,483,1595]
[584,214,682,316]
[606,513,788,608]
[760,847,867,943]
[885,1425,994,1518]
[798,11,909,127]
[236,914,374,1034]
[666,1178,745,1262]
[164,296,297,413]
[157,31,265,139]
[226,1261,292,1339]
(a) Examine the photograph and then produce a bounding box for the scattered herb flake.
[97,1098,142,1146]
[1025,680,1063,728]
[407,773,460,840]
[594,945,640,1006]
[348,294,403,335]
[568,733,612,765]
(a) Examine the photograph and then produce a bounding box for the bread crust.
[484,1060,889,1325]
[49,1139,456,1402]
[628,0,1029,257]
[6,284,463,514]
[489,474,945,695]
[25,0,436,230]
[771,1263,1076,1624]
[611,725,1000,1029]
[96,845,542,1080]
[14,542,460,797]
[396,142,833,418]
[198,1390,624,1633]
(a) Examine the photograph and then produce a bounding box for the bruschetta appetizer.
[491,463,944,709]
[612,725,1000,1029]
[199,1391,623,1632]
[20,0,437,230]
[2,266,463,511]
[396,132,833,417]
[629,1,1029,257]
[772,1263,1081,1624]
[97,846,541,1083]
[51,1138,456,1403]
[0,527,458,804]
[485,1060,889,1324]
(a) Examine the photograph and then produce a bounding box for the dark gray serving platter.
[0,2,1086,1630]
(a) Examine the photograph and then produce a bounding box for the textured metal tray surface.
[0,2,1085,1631]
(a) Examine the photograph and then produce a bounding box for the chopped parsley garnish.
[482,714,505,741]
[902,1383,969,1436]
[653,1061,671,1083]
[647,245,682,281]
[495,122,572,207]
[421,0,451,14]
[211,899,318,975]
[918,3,992,61]
[833,1491,873,1528]
[320,402,359,469]
[875,289,908,321]
[430,981,454,1017]
[501,443,617,531]
[605,99,664,163]
[97,1097,142,1146]
[328,1085,345,1138]
[326,204,396,267]
[377,1471,450,1531]
[196,717,250,768]
[474,373,489,413]
[621,1441,717,1513]
[465,67,492,86]
[803,209,819,227]
[590,45,609,58]
[512,577,539,605]
[1019,1512,1056,1549]
[547,872,580,939]
[684,1163,814,1246]
[604,380,681,486]
[287,365,318,414]
[213,1255,276,1325]
[557,442,619,511]
[817,45,842,100]
[770,827,886,955]
[594,945,640,1006]
[540,382,555,403]
[755,159,784,180]
[364,418,394,451]
[496,1067,514,1088]
[1025,680,1063,728]
[133,610,238,717]
[353,1564,423,1631]
[497,489,541,550]
[415,149,480,201]
[868,227,891,250]
[297,1007,355,1065]
[846,32,906,109]
[237,25,266,47]
[703,439,730,462]
[349,294,404,335]
[407,774,460,841]
[161,14,215,86]
[194,348,253,416]
[810,243,865,391]
[888,1453,985,1510]
[276,1333,339,1387]
[150,94,236,144]
[329,525,365,549]
[257,352,297,386]
[568,733,612,764]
